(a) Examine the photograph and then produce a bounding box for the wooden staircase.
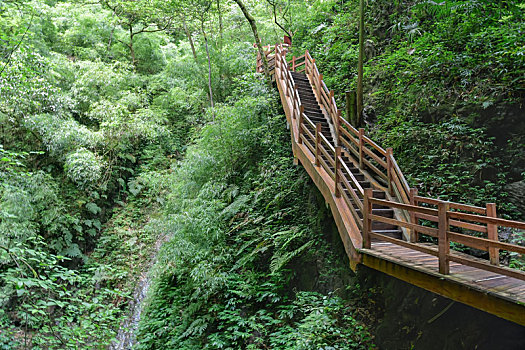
[290,71,402,240]
[258,43,525,326]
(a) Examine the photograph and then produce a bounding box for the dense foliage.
[133,77,375,349]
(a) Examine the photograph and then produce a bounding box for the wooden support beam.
[360,253,525,326]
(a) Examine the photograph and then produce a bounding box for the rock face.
[358,267,525,350]
[506,180,525,220]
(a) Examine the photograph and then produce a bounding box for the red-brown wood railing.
[261,43,525,281]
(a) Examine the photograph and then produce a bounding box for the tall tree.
[179,0,216,115]
[356,0,365,125]
[233,0,271,81]
[100,0,173,67]
[181,14,198,62]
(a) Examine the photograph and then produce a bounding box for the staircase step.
[306,117,327,123]
[294,79,310,82]
[371,230,403,240]
[341,166,361,175]
[372,222,399,231]
[305,110,325,117]
[343,188,386,201]
[354,208,394,218]
[291,67,404,242]
[358,180,370,188]
[303,105,321,111]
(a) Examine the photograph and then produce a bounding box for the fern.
[270,240,314,273]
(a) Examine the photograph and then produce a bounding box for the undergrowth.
[134,75,376,349]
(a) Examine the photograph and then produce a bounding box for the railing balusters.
[293,87,297,118]
[335,110,341,145]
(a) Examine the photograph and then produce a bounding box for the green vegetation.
[134,78,375,349]
[0,0,523,348]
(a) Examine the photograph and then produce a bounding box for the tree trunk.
[233,0,271,83]
[217,0,223,43]
[182,15,198,63]
[201,23,215,120]
[357,0,365,125]
[129,27,136,68]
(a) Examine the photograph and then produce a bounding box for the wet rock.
[506,180,525,220]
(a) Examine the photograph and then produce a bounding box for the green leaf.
[86,202,101,215]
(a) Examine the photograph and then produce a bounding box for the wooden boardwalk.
[368,242,525,304]
[258,43,525,326]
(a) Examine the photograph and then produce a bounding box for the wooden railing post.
[292,87,297,118]
[285,66,290,97]
[336,110,342,146]
[317,74,323,97]
[329,90,335,123]
[438,201,451,275]
[310,58,315,80]
[409,188,418,243]
[358,128,365,169]
[305,50,309,74]
[335,147,341,197]
[386,148,393,196]
[298,105,304,144]
[315,123,321,167]
[363,188,373,249]
[281,57,284,81]
[292,56,296,71]
[487,203,499,265]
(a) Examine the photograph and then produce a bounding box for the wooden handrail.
[366,194,525,279]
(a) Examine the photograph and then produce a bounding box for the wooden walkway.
[368,242,525,304]
[257,43,525,326]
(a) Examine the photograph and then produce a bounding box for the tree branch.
[266,0,291,38]
[0,10,34,76]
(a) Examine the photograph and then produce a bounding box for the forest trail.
[259,43,525,326]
